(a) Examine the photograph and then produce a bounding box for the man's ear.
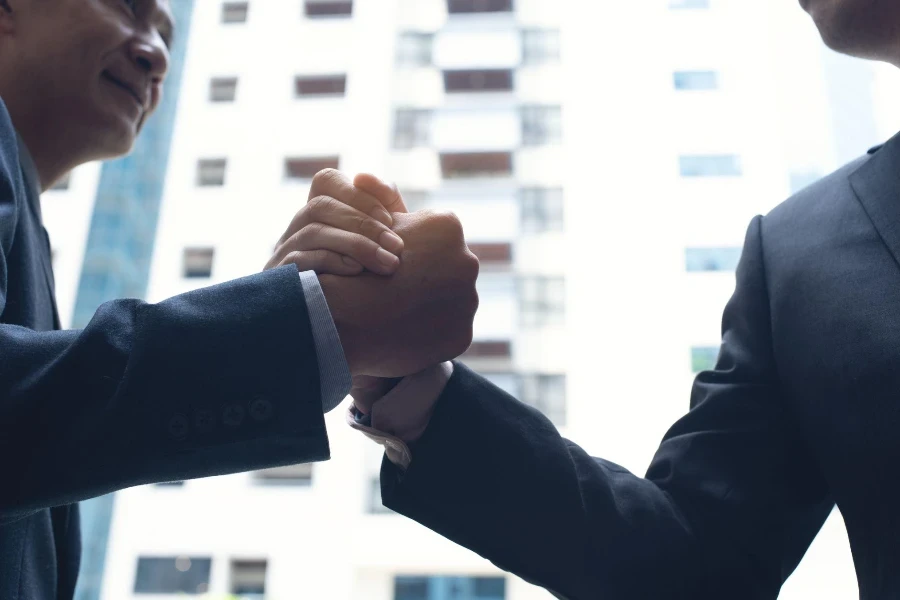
[0,0,15,36]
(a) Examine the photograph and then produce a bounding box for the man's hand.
[265,169,405,276]
[320,210,480,379]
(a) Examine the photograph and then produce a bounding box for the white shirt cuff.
[298,270,352,413]
[347,361,454,469]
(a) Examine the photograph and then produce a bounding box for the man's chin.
[89,127,138,162]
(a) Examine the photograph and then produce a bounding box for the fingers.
[310,169,393,226]
[279,249,364,276]
[277,193,404,253]
[354,173,408,214]
[277,170,393,246]
[273,223,401,276]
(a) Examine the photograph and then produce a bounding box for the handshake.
[264,169,480,402]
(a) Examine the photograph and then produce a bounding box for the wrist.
[318,274,363,374]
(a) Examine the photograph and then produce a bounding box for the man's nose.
[129,38,169,84]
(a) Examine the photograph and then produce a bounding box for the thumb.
[354,173,408,214]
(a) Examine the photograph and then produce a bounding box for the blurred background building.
[39,0,900,598]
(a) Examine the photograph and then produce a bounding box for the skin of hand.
[263,170,477,408]
[265,169,406,276]
[318,207,479,381]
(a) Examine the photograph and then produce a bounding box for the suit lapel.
[850,131,900,271]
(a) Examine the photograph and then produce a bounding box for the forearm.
[375,364,749,600]
[0,266,328,520]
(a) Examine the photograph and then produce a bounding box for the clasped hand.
[264,168,480,407]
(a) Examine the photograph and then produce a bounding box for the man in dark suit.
[347,1,900,598]
[0,1,479,599]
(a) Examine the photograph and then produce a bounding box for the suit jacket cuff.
[298,270,352,413]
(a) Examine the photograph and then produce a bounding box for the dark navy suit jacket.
[381,133,900,599]
[0,101,329,599]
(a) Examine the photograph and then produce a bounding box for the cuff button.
[249,397,274,422]
[167,414,189,441]
[222,403,245,428]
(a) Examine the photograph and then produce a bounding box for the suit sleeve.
[0,176,328,521]
[380,215,832,600]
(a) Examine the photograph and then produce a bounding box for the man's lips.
[102,71,148,112]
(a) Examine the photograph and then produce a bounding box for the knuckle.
[297,222,326,243]
[306,195,324,210]
[356,215,376,235]
[283,250,302,265]
[464,251,480,278]
[435,210,463,231]
[468,288,480,315]
[307,194,334,213]
[351,235,375,256]
[431,210,465,242]
[311,168,339,189]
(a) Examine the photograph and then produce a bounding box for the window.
[447,0,513,14]
[521,105,562,146]
[295,74,347,97]
[304,0,353,17]
[285,157,340,180]
[444,69,513,93]
[519,374,566,426]
[209,77,238,102]
[49,173,71,191]
[196,158,227,186]
[520,187,564,233]
[692,346,719,373]
[522,29,560,64]
[394,576,506,600]
[440,152,513,179]
[464,340,512,359]
[133,556,212,595]
[367,477,392,514]
[678,155,742,177]
[397,32,433,67]
[183,248,214,279]
[393,109,431,149]
[669,0,709,8]
[519,276,565,327]
[253,463,313,486]
[685,247,742,272]
[468,242,513,266]
[230,560,267,597]
[673,70,718,90]
[222,2,249,23]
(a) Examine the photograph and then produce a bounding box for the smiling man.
[0,1,479,599]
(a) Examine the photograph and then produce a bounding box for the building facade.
[37,0,900,598]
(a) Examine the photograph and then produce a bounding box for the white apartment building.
[36,0,900,599]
